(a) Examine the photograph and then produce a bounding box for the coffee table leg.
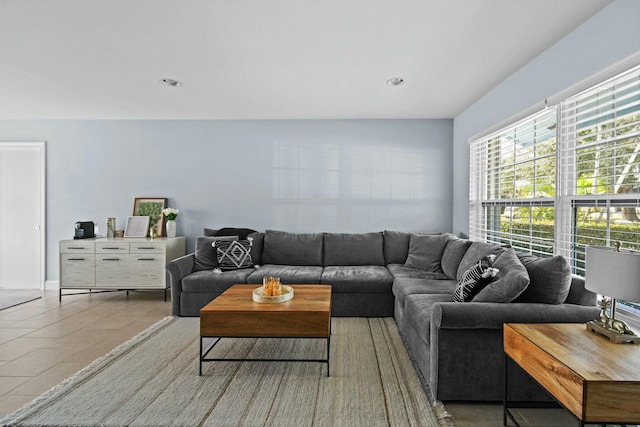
[199,337,203,376]
[327,335,331,377]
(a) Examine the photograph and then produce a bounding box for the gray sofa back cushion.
[323,232,385,266]
[514,253,572,304]
[383,231,411,264]
[261,230,324,266]
[403,234,449,271]
[441,237,472,279]
[247,232,264,266]
[456,241,507,281]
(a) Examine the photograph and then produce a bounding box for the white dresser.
[59,237,186,301]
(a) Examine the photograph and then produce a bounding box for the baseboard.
[45,280,59,291]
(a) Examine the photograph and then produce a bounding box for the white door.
[0,142,45,289]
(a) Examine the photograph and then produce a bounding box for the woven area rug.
[0,290,41,311]
[1,316,455,427]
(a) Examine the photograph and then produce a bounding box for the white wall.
[0,119,453,281]
[452,0,640,237]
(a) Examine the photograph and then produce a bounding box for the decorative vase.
[166,220,176,238]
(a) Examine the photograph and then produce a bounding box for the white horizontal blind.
[469,108,557,256]
[557,65,640,275]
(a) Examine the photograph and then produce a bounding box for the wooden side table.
[503,323,640,426]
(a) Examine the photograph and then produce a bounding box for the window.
[470,64,640,328]
[469,108,557,257]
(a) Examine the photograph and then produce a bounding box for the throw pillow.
[403,234,449,272]
[193,236,239,271]
[472,248,530,303]
[514,253,572,304]
[214,240,254,271]
[453,255,499,302]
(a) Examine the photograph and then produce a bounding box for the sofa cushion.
[453,255,499,302]
[514,253,572,304]
[321,266,392,293]
[247,232,264,265]
[182,268,254,292]
[261,230,324,266]
[472,248,530,303]
[247,264,323,284]
[383,231,411,264]
[207,227,257,240]
[323,232,385,266]
[404,234,449,271]
[392,277,457,308]
[387,264,449,281]
[456,241,507,281]
[405,294,453,344]
[193,236,238,271]
[441,237,472,279]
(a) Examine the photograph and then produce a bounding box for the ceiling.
[0,0,611,120]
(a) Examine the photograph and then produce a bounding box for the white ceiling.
[0,0,611,120]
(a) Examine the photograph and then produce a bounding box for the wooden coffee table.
[199,284,332,376]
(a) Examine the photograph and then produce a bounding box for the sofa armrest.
[432,302,599,330]
[166,253,195,315]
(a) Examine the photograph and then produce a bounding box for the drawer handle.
[68,247,86,250]
[68,258,85,261]
[137,258,156,261]
[136,247,156,250]
[103,258,121,261]
[103,247,121,250]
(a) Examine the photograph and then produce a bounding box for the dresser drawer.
[96,255,129,287]
[60,254,96,287]
[60,240,95,253]
[130,241,164,254]
[96,241,129,253]
[129,255,165,288]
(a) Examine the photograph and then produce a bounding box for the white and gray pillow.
[214,240,254,270]
[453,254,499,302]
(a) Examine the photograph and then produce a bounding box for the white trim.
[46,280,59,291]
[546,51,640,106]
[469,51,640,144]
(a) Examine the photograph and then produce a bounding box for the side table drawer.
[504,325,585,419]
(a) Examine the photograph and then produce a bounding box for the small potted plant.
[162,208,179,238]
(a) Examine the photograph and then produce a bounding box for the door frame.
[0,141,46,289]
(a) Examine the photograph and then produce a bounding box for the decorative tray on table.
[252,285,294,304]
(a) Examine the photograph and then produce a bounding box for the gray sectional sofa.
[166,229,599,401]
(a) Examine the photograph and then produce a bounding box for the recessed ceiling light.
[386,77,405,86]
[160,78,182,87]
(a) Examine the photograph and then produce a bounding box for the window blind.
[557,65,640,275]
[469,108,557,256]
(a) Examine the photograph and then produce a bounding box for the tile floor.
[0,290,613,426]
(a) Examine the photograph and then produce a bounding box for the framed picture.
[124,216,150,238]
[132,197,167,237]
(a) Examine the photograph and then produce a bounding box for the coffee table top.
[200,284,332,314]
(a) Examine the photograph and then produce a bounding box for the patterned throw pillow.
[213,240,253,270]
[453,255,499,302]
